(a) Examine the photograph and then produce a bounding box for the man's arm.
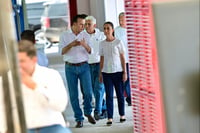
[61,40,80,55]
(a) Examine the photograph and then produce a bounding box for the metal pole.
[0,43,15,133]
[22,0,29,29]
[0,0,27,132]
[9,39,27,133]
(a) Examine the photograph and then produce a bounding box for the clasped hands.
[72,39,87,48]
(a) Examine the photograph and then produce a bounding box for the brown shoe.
[85,115,96,124]
[75,121,83,128]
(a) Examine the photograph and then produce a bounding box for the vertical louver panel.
[124,0,166,133]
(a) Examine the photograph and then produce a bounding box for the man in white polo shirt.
[84,15,107,120]
[59,14,96,128]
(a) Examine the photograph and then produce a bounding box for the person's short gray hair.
[85,16,96,24]
[119,12,125,18]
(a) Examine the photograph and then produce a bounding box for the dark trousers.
[102,72,125,119]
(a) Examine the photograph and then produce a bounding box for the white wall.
[77,0,90,15]
[104,0,125,28]
[115,0,125,26]
[76,0,125,30]
[89,0,105,31]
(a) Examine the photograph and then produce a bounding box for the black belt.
[89,62,99,66]
[65,61,87,66]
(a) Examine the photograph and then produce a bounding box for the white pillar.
[104,0,125,28]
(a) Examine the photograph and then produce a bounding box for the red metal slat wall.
[124,0,166,133]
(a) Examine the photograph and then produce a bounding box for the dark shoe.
[102,110,107,116]
[120,118,126,123]
[106,121,112,126]
[94,112,101,120]
[75,121,83,128]
[92,101,95,108]
[85,115,96,124]
[94,111,107,120]
[100,110,107,119]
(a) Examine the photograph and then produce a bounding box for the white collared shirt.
[59,29,91,63]
[99,39,125,73]
[22,64,67,128]
[87,28,105,64]
[115,26,129,63]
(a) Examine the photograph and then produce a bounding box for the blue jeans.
[89,63,106,113]
[65,62,93,122]
[102,72,125,119]
[124,63,131,104]
[28,124,71,133]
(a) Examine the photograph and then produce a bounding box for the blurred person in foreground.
[115,12,132,106]
[59,14,96,128]
[84,15,107,120]
[21,30,49,67]
[18,40,71,133]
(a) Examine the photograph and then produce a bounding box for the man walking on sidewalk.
[59,14,96,128]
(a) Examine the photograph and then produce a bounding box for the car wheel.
[35,29,52,48]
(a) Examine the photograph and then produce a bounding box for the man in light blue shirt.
[20,30,49,67]
[115,12,131,106]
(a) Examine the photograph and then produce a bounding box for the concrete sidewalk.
[67,99,133,133]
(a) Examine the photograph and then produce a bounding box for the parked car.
[26,0,52,48]
[40,1,69,43]
[26,0,49,31]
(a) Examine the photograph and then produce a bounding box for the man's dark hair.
[71,14,86,25]
[80,14,88,19]
[20,30,35,43]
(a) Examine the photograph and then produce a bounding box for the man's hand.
[99,73,103,83]
[62,39,80,55]
[79,39,87,47]
[72,40,81,47]
[79,39,91,53]
[122,72,127,82]
[20,68,36,90]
